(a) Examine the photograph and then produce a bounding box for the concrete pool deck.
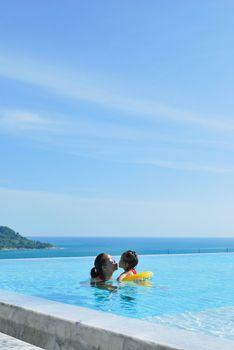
[0,332,42,349]
[0,289,234,350]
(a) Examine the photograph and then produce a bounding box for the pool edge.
[0,289,233,350]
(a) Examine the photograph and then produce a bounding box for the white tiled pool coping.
[0,289,234,350]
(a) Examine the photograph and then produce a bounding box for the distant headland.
[0,226,53,250]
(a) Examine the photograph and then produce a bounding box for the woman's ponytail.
[90,267,99,278]
[90,253,107,279]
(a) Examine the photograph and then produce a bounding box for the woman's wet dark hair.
[90,253,107,278]
[122,250,138,269]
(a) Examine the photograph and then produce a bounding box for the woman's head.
[90,253,118,280]
[119,250,138,270]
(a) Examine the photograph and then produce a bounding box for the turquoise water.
[1,236,234,259]
[0,253,234,340]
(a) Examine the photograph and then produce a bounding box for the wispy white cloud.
[1,53,233,175]
[140,159,234,173]
[0,109,53,131]
[1,108,232,174]
[0,108,155,141]
[1,52,234,132]
[1,108,231,152]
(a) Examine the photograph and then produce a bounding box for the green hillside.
[0,226,53,249]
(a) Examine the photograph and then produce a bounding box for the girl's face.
[102,255,118,275]
[119,254,128,269]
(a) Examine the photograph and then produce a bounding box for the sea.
[1,236,234,259]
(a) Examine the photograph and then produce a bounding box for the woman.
[90,253,118,283]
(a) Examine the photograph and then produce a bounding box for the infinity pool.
[0,253,234,340]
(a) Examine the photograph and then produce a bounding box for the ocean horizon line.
[28,235,234,239]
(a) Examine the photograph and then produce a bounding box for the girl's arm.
[117,272,128,282]
[117,271,134,282]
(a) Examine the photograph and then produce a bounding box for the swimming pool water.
[0,253,234,340]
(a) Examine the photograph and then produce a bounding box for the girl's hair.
[122,250,138,269]
[90,253,107,278]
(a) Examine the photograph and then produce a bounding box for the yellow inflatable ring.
[122,271,153,282]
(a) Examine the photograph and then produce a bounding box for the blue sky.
[0,1,234,236]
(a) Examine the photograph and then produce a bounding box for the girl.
[117,250,138,282]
